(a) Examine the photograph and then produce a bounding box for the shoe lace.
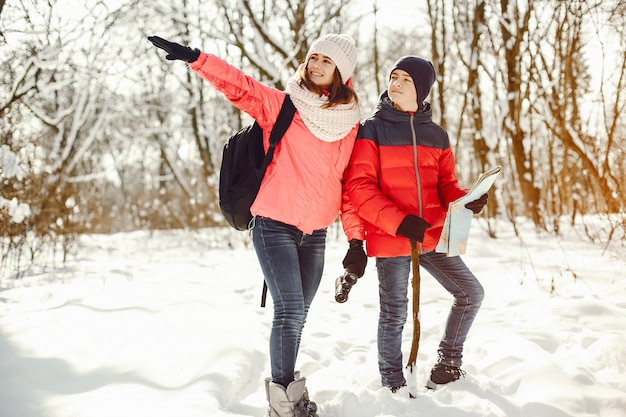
[440,365,465,380]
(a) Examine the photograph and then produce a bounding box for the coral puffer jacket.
[343,92,467,257]
[190,53,358,234]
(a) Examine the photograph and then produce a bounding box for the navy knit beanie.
[389,56,436,109]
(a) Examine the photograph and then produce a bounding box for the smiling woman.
[148,31,361,417]
[306,54,337,90]
[297,33,360,109]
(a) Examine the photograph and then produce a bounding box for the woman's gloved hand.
[342,239,367,278]
[147,35,200,63]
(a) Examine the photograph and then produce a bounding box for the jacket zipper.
[409,112,423,251]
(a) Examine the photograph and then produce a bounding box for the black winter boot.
[426,363,466,390]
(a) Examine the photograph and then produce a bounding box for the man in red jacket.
[341,55,488,392]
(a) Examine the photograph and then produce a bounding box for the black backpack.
[218,95,296,231]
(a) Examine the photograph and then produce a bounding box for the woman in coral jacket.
[148,34,365,417]
[342,56,489,393]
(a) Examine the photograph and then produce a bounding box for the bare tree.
[447,0,501,237]
[0,0,168,274]
[495,0,542,225]
[530,1,623,226]
[425,0,624,236]
[427,0,449,130]
[1,0,115,272]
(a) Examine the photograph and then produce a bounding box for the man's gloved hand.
[465,193,489,214]
[396,215,431,243]
[342,239,367,278]
[147,35,200,63]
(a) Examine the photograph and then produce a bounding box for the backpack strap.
[260,95,297,172]
[259,95,296,308]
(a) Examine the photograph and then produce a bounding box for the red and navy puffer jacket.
[342,92,467,257]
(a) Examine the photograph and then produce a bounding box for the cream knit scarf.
[285,75,361,142]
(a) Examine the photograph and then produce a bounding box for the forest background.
[1,0,625,276]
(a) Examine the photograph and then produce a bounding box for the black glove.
[396,215,431,243]
[147,35,200,63]
[342,239,367,278]
[465,193,488,214]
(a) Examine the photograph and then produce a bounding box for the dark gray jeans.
[376,251,484,388]
[252,216,327,388]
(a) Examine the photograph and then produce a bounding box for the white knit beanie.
[305,34,357,84]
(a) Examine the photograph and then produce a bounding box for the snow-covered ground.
[1,218,625,417]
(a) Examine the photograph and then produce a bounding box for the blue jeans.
[252,217,327,388]
[376,251,484,387]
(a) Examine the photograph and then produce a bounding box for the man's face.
[388,69,417,112]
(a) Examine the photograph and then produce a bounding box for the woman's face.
[307,54,337,89]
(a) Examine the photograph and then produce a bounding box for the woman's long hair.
[297,65,359,109]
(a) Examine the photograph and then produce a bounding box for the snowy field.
[1,218,625,417]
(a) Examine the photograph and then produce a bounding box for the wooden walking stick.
[406,239,421,398]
